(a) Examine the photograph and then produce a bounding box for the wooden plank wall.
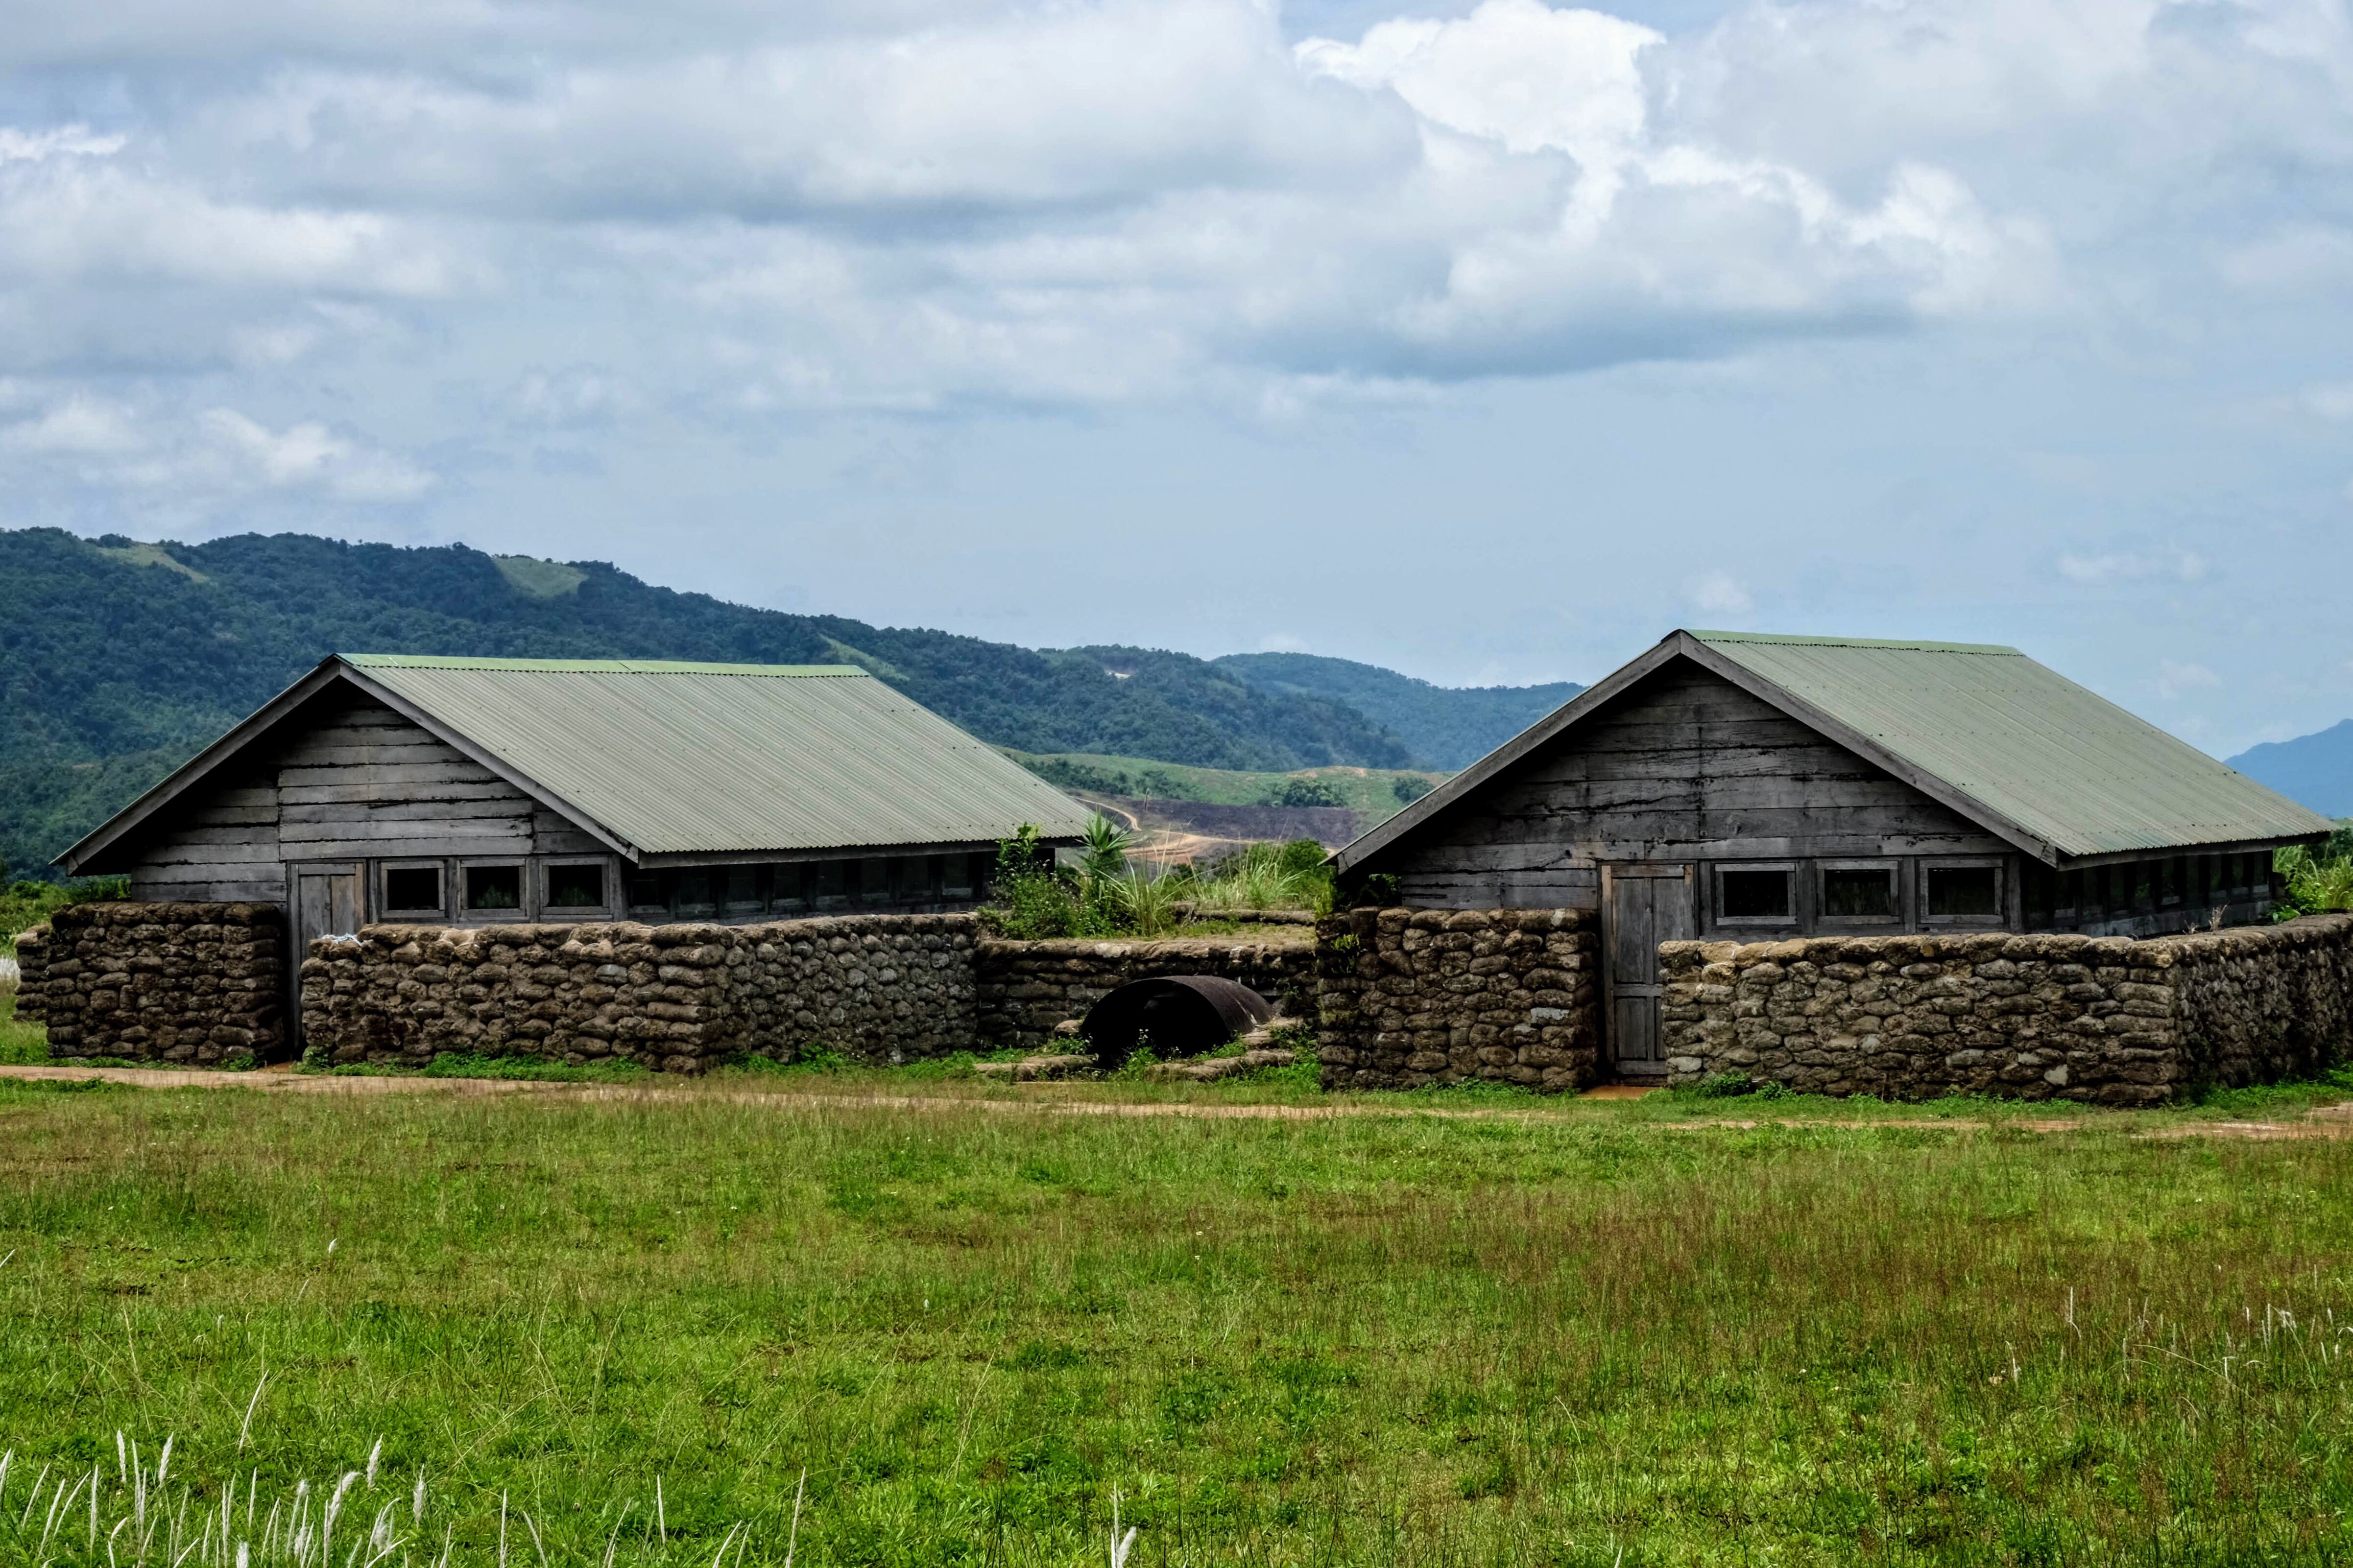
[1377,662,2010,909]
[127,693,600,903]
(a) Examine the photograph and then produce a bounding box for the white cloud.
[1686,571,1753,615]
[1,395,142,453]
[196,408,433,500]
[2057,548,2208,584]
[0,124,124,163]
[0,390,432,508]
[2157,659,2222,700]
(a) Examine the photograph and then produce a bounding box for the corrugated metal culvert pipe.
[1080,975,1273,1067]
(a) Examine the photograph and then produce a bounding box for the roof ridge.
[339,654,869,677]
[1686,629,2022,655]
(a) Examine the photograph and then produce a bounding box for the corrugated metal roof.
[343,654,1093,856]
[1690,631,2333,858]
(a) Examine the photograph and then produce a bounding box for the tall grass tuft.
[2279,834,2353,916]
[0,1439,748,1568]
[1178,839,1331,916]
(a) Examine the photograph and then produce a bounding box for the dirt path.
[5,1062,2352,1138]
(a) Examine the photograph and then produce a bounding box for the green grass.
[0,992,46,1066]
[1,1080,2351,1565]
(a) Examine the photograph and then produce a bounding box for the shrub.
[1392,775,1434,804]
[2277,837,2353,918]
[1269,778,1346,808]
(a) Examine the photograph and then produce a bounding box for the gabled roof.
[1338,629,2333,871]
[64,654,1092,871]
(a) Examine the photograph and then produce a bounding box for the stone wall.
[15,903,284,1065]
[303,914,979,1070]
[974,932,1317,1049]
[1311,907,1601,1092]
[1657,914,2353,1105]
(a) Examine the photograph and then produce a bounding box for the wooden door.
[1603,864,1695,1078]
[289,863,362,1049]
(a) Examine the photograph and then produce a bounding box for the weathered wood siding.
[126,693,600,903]
[1373,662,2008,909]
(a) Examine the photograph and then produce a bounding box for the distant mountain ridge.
[2229,721,2353,818]
[0,527,1573,877]
[1213,651,1582,770]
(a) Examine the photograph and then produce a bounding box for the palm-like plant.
[1080,815,1133,883]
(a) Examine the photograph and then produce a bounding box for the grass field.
[1,1074,2351,1567]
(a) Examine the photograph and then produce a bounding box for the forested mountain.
[1213,651,1581,769]
[2229,720,2353,817]
[0,527,1454,877]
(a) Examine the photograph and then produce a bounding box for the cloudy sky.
[3,0,2352,752]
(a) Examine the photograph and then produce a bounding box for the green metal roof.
[342,654,1093,856]
[1689,631,2333,858]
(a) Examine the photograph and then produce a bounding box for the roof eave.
[2058,832,2326,871]
[59,656,641,876]
[632,833,1083,867]
[1336,629,2081,876]
[60,659,368,874]
[331,663,641,861]
[1333,634,1688,873]
[1675,634,2067,865]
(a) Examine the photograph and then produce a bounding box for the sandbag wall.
[17,902,285,1065]
[301,915,982,1070]
[1312,907,1602,1092]
[1656,913,2353,1104]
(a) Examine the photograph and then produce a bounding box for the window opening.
[384,865,443,914]
[769,863,808,915]
[811,860,850,910]
[628,870,669,919]
[1926,865,1999,919]
[2025,865,2055,927]
[860,857,897,905]
[672,870,718,921]
[1719,868,1792,921]
[1821,866,1896,920]
[465,864,523,912]
[943,854,976,900]
[723,865,764,918]
[547,863,605,909]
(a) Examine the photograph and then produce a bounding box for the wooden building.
[60,653,1090,1005]
[1333,631,2334,1075]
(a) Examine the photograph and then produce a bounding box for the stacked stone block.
[973,933,1315,1050]
[1313,907,1601,1092]
[1657,914,2353,1105]
[16,903,283,1065]
[304,915,979,1071]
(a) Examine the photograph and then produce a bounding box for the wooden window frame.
[1920,856,2005,927]
[458,858,531,923]
[626,867,671,922]
[718,863,766,921]
[1816,858,1903,928]
[767,862,810,918]
[1713,860,1800,930]
[669,867,720,922]
[809,859,852,911]
[542,858,616,919]
[378,858,450,922]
